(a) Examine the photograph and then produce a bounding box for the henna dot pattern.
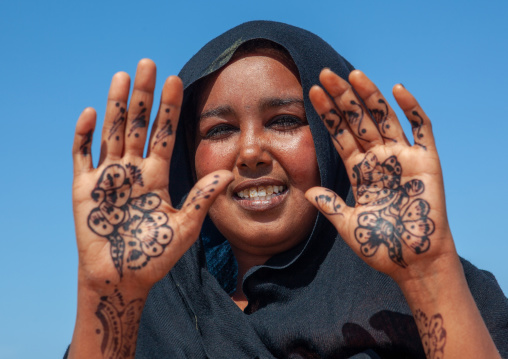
[369,98,396,142]
[410,111,426,150]
[187,177,221,211]
[87,164,173,277]
[314,190,343,216]
[79,130,93,156]
[128,103,147,137]
[352,151,434,267]
[321,108,345,150]
[108,102,127,140]
[153,117,173,148]
[345,100,367,138]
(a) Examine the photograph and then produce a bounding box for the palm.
[308,69,454,279]
[346,146,446,273]
[72,60,232,291]
[74,160,171,283]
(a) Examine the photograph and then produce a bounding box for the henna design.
[345,100,368,139]
[108,102,126,141]
[410,111,427,150]
[321,108,345,150]
[125,163,144,187]
[352,152,434,267]
[321,100,370,148]
[128,102,147,138]
[314,189,343,216]
[87,164,173,277]
[95,287,144,359]
[80,130,93,156]
[414,309,446,359]
[153,108,173,148]
[186,175,220,211]
[369,98,396,142]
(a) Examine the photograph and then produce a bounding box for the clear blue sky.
[1,1,507,358]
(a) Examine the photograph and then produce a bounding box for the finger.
[309,85,361,160]
[147,76,183,165]
[98,71,131,165]
[124,59,157,157]
[393,84,436,151]
[319,68,384,150]
[171,170,234,255]
[73,107,96,175]
[349,70,410,146]
[305,186,353,238]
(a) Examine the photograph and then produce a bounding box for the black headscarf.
[135,21,508,358]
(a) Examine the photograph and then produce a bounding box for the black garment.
[133,21,508,358]
[65,21,508,358]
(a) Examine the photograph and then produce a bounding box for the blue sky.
[1,1,507,358]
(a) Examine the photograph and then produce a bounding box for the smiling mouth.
[235,185,287,201]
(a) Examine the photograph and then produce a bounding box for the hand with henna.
[307,69,453,281]
[69,59,232,358]
[306,69,501,358]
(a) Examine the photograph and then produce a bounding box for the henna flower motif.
[87,164,173,277]
[121,195,173,270]
[88,164,132,237]
[352,153,434,267]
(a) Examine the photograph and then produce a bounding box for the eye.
[267,115,306,131]
[203,123,238,140]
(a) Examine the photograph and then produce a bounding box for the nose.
[236,129,272,171]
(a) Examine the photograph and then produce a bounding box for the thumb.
[176,170,234,242]
[305,186,352,235]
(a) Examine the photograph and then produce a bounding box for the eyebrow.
[260,97,304,111]
[199,105,234,121]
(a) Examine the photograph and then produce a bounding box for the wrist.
[77,268,151,300]
[71,278,147,359]
[395,252,466,308]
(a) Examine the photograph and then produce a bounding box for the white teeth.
[237,185,285,199]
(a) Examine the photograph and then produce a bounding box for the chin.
[210,206,317,258]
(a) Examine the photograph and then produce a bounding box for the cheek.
[276,131,320,188]
[195,141,236,179]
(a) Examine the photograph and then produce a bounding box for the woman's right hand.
[73,59,232,293]
[73,59,233,293]
[69,59,232,358]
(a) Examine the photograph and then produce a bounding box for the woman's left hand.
[307,69,502,359]
[307,69,457,283]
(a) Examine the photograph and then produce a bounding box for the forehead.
[197,52,303,112]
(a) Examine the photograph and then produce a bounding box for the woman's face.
[195,51,320,258]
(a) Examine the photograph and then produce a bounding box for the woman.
[67,21,507,358]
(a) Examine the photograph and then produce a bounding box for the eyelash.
[202,115,305,140]
[267,115,305,130]
[203,124,238,140]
